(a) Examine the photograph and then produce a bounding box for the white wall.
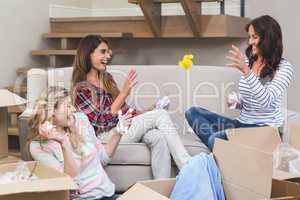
[0,0,91,88]
[51,0,92,8]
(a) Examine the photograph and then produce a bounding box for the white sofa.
[19,65,252,191]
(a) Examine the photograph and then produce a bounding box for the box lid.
[214,139,273,198]
[0,89,27,108]
[118,179,176,200]
[226,126,281,153]
[0,161,78,196]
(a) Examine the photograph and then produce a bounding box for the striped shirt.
[30,112,115,200]
[237,58,293,127]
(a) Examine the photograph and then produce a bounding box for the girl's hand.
[39,122,69,145]
[121,69,137,97]
[226,45,250,76]
[116,109,133,135]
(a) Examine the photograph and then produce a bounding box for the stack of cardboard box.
[119,125,300,200]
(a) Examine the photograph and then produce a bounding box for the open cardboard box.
[213,125,300,200]
[118,178,176,200]
[0,89,27,159]
[119,125,300,200]
[0,161,78,200]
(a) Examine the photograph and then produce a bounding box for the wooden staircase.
[29,0,250,68]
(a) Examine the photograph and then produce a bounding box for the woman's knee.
[185,106,206,123]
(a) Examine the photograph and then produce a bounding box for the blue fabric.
[170,153,225,200]
[185,107,262,150]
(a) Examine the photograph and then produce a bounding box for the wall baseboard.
[50,3,241,18]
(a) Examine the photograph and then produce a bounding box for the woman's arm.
[74,70,137,127]
[227,45,293,108]
[103,129,122,158]
[103,110,132,157]
[242,64,293,108]
[110,69,137,116]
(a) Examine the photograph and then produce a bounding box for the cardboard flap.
[223,181,267,200]
[288,124,300,150]
[0,89,27,107]
[271,179,300,199]
[0,162,78,196]
[118,183,169,200]
[214,139,273,198]
[140,179,176,198]
[273,169,300,181]
[226,126,281,153]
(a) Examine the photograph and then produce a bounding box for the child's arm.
[39,123,80,177]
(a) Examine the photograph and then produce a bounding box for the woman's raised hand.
[226,45,250,76]
[121,69,137,97]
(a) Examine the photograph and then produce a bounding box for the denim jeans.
[185,107,263,150]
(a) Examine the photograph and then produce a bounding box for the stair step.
[8,127,19,136]
[129,0,222,3]
[50,16,144,23]
[50,15,250,38]
[31,50,77,56]
[43,32,129,39]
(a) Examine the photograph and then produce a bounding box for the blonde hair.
[28,86,85,156]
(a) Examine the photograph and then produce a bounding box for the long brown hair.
[245,15,283,80]
[71,35,119,101]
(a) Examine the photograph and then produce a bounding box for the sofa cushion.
[109,132,209,165]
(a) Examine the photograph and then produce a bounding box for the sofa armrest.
[18,115,33,161]
[22,68,47,117]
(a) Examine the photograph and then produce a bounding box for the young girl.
[28,86,132,200]
[185,15,294,150]
[71,35,191,178]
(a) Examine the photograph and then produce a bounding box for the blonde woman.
[71,35,191,178]
[28,86,132,200]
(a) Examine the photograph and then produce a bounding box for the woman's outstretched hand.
[226,45,250,76]
[121,69,137,97]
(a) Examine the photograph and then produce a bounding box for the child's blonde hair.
[28,86,85,156]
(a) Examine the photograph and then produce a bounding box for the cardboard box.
[214,125,300,200]
[118,178,176,200]
[119,125,300,200]
[0,161,78,200]
[0,89,27,158]
[0,156,21,165]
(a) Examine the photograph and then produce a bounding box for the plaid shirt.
[74,81,129,135]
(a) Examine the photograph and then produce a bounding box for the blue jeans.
[185,107,262,150]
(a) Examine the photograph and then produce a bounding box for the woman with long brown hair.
[71,35,191,178]
[185,15,294,150]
